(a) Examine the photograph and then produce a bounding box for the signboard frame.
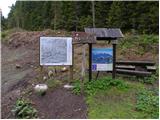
[92,48,113,71]
[39,37,72,66]
[72,32,96,44]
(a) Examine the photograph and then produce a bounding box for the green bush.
[73,77,129,96]
[72,80,81,95]
[138,68,158,84]
[136,89,159,118]
[118,34,158,55]
[2,32,6,38]
[11,98,37,119]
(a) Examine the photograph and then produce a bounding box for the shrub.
[136,89,159,118]
[118,34,158,55]
[138,67,158,84]
[72,80,81,95]
[72,77,129,96]
[11,98,37,119]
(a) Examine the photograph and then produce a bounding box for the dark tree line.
[2,1,159,34]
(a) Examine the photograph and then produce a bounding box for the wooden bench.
[115,60,156,76]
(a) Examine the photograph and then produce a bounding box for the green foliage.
[107,1,158,34]
[118,34,158,56]
[1,28,26,44]
[72,77,128,96]
[4,1,159,34]
[86,80,147,119]
[139,74,158,84]
[72,80,81,95]
[136,89,159,118]
[84,77,128,96]
[1,32,7,38]
[138,67,158,84]
[11,98,37,119]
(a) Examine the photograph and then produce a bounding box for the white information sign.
[40,37,72,65]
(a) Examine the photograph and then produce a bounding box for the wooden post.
[40,65,43,80]
[81,44,86,82]
[88,43,92,81]
[70,45,74,81]
[112,43,116,79]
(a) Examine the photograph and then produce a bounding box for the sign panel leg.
[112,44,116,79]
[88,43,92,81]
[69,45,74,82]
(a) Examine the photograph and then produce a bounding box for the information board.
[92,48,113,71]
[40,37,72,65]
[72,32,96,44]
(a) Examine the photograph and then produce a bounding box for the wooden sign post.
[69,45,74,81]
[39,37,73,82]
[88,43,92,81]
[72,32,96,81]
[85,28,124,79]
[112,40,118,79]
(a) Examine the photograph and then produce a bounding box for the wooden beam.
[147,66,157,72]
[112,44,116,79]
[116,65,135,70]
[116,61,155,66]
[69,45,74,81]
[116,69,152,76]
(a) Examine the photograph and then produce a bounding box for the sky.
[92,48,113,55]
[0,0,16,18]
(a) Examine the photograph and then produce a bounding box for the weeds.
[72,77,129,96]
[11,98,37,119]
[136,89,159,118]
[72,80,81,95]
[118,34,158,56]
[138,68,158,84]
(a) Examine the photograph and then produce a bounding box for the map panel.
[40,37,72,65]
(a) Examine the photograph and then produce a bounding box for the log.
[116,65,135,70]
[147,66,157,72]
[116,69,152,76]
[116,61,155,66]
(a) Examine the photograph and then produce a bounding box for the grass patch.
[136,88,159,118]
[118,34,158,56]
[72,77,129,96]
[86,80,150,119]
[73,76,158,119]
[86,88,144,119]
[137,67,159,84]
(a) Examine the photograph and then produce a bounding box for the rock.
[30,65,34,68]
[61,67,68,72]
[74,108,81,112]
[64,84,74,89]
[43,76,47,80]
[48,70,53,77]
[34,84,48,95]
[15,64,21,69]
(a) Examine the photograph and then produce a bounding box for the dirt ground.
[30,87,87,119]
[1,30,88,119]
